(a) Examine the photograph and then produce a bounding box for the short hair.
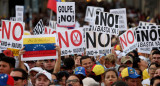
[104,69,118,79]
[104,54,116,64]
[0,54,15,68]
[63,57,75,69]
[80,56,91,65]
[152,50,160,55]
[149,62,159,69]
[150,76,160,85]
[12,68,28,80]
[111,80,128,86]
[118,64,128,72]
[57,71,69,81]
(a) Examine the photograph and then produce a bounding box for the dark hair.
[0,55,15,68]
[149,62,159,69]
[156,83,160,86]
[118,64,128,72]
[132,57,141,68]
[63,57,75,69]
[150,76,160,85]
[80,56,91,65]
[129,50,139,58]
[66,74,83,86]
[152,50,160,55]
[57,71,69,81]
[12,68,28,80]
[111,80,128,86]
[104,69,118,79]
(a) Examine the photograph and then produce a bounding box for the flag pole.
[49,10,53,27]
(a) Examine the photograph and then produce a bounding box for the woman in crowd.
[104,69,118,86]
[66,74,83,86]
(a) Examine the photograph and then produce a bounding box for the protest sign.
[139,21,156,26]
[57,2,75,27]
[110,8,127,31]
[44,26,56,34]
[49,20,56,29]
[57,29,84,56]
[135,29,160,48]
[0,20,25,49]
[94,11,119,35]
[86,31,111,56]
[10,17,16,21]
[15,5,24,22]
[85,6,104,23]
[119,28,137,54]
[33,19,44,35]
[7,48,20,56]
[22,34,57,61]
[138,47,151,54]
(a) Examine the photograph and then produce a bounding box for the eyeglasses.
[66,79,79,84]
[12,77,24,81]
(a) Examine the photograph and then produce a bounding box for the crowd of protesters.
[0,1,160,86]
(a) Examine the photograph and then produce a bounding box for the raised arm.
[53,45,61,73]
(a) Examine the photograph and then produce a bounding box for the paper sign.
[85,6,104,23]
[44,26,56,34]
[10,17,16,21]
[0,20,25,49]
[22,34,57,61]
[86,31,111,56]
[16,6,24,22]
[7,48,20,56]
[57,29,84,56]
[49,20,56,29]
[94,11,119,35]
[57,2,75,27]
[110,8,127,31]
[139,21,156,26]
[33,19,44,35]
[119,28,137,54]
[138,47,151,54]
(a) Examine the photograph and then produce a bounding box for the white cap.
[82,77,99,86]
[139,56,147,62]
[24,63,30,71]
[29,67,43,74]
[117,52,126,59]
[36,70,52,82]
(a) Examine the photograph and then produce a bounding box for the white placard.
[16,5,24,22]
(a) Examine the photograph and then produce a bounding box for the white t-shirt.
[142,78,150,86]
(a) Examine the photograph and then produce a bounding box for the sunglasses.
[13,77,24,81]
[66,79,79,84]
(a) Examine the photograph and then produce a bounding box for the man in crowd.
[152,50,160,65]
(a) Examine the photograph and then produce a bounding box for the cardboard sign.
[138,47,151,54]
[33,19,44,35]
[57,29,84,56]
[119,28,137,54]
[15,5,24,22]
[22,34,57,61]
[110,8,127,31]
[57,2,75,27]
[0,20,25,49]
[135,29,160,48]
[44,26,56,34]
[86,31,111,56]
[85,6,104,23]
[94,11,119,35]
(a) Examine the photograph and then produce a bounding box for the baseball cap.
[82,77,99,86]
[74,67,86,76]
[92,65,105,76]
[0,74,14,86]
[121,67,141,78]
[29,67,43,74]
[3,50,14,57]
[121,56,133,64]
[36,70,52,82]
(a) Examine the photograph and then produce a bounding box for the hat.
[92,65,105,76]
[121,67,140,78]
[83,77,99,86]
[139,56,147,62]
[121,56,133,64]
[0,74,14,86]
[36,70,52,82]
[3,50,14,57]
[74,67,86,76]
[29,67,43,74]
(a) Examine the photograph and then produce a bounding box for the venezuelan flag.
[23,36,56,58]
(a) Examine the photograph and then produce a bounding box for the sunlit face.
[75,56,81,67]
[0,61,12,74]
[105,61,114,68]
[149,64,157,79]
[152,54,160,65]
[44,59,56,71]
[35,74,50,86]
[104,71,118,86]
[66,75,82,86]
[81,58,93,73]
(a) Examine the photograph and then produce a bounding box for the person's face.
[104,71,118,86]
[152,54,160,65]
[119,67,125,74]
[138,59,148,68]
[36,60,44,69]
[152,79,160,86]
[66,75,82,86]
[35,75,50,86]
[105,61,114,68]
[154,69,160,77]
[10,71,26,86]
[125,78,137,86]
[44,59,56,71]
[75,56,81,67]
[51,74,58,85]
[0,61,12,74]
[81,58,93,73]
[149,64,157,79]
[30,71,38,85]
[59,76,67,86]
[26,61,36,69]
